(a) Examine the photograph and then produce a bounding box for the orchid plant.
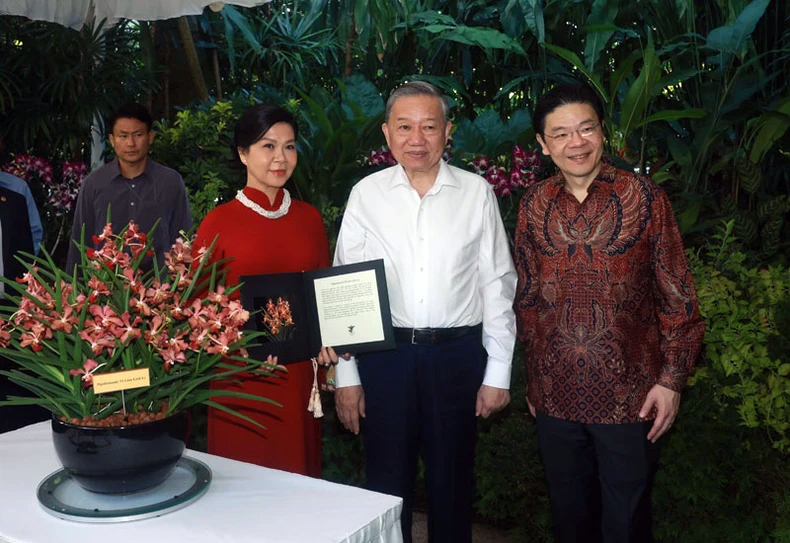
[464,144,544,237]
[467,144,543,198]
[2,154,86,218]
[0,221,280,427]
[261,297,296,342]
[2,154,88,254]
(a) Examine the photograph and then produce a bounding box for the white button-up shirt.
[334,161,517,389]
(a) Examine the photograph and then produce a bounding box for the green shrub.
[689,220,790,450]
[151,98,251,224]
[652,384,788,542]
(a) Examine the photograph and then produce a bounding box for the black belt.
[393,324,482,345]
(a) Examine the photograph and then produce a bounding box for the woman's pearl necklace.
[235,189,291,219]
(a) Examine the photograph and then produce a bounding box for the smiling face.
[238,122,297,202]
[382,94,452,181]
[536,102,604,190]
[108,117,154,170]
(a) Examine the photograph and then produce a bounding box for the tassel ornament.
[308,358,323,418]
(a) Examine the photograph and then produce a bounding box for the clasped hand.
[316,347,364,434]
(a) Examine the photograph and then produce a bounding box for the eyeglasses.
[542,122,600,144]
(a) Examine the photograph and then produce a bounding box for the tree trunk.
[177,16,209,102]
[344,12,356,78]
[139,21,156,111]
[212,48,223,100]
[164,42,171,120]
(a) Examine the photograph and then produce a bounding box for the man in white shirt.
[323,81,516,543]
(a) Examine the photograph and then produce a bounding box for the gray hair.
[384,81,450,123]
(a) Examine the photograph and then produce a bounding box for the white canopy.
[0,0,271,29]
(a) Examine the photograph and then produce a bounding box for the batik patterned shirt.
[514,163,704,424]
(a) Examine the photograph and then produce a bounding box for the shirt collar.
[549,161,616,197]
[107,158,122,179]
[109,157,153,181]
[242,186,284,210]
[385,160,461,193]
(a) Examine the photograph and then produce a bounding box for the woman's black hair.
[233,104,299,159]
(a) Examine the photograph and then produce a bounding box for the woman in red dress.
[194,104,330,477]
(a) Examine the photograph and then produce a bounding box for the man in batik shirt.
[514,83,705,543]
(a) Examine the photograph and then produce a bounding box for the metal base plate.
[36,456,212,523]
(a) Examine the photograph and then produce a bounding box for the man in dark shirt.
[67,103,192,272]
[514,84,705,543]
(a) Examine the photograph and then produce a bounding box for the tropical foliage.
[689,220,790,450]
[0,17,152,159]
[150,98,249,224]
[3,0,788,264]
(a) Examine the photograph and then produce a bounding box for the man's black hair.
[107,102,154,134]
[533,84,605,135]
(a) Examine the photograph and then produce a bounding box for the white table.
[0,422,403,543]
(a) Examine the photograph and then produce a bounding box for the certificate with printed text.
[240,260,394,365]
[312,268,385,346]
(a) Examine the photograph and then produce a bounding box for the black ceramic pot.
[51,411,189,494]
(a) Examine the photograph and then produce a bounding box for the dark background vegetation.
[2,1,789,540]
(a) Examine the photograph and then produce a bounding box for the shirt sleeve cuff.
[482,358,511,390]
[657,373,687,392]
[658,362,690,392]
[334,356,361,388]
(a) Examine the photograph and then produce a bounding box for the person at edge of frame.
[513,82,705,543]
[0,182,42,433]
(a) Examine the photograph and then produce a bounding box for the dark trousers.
[536,412,660,543]
[359,334,486,543]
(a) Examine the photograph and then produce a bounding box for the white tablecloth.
[0,422,402,543]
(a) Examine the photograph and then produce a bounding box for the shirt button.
[419,299,424,303]
[131,184,136,188]
[420,267,424,272]
[130,202,135,206]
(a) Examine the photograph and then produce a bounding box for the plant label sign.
[92,368,151,394]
